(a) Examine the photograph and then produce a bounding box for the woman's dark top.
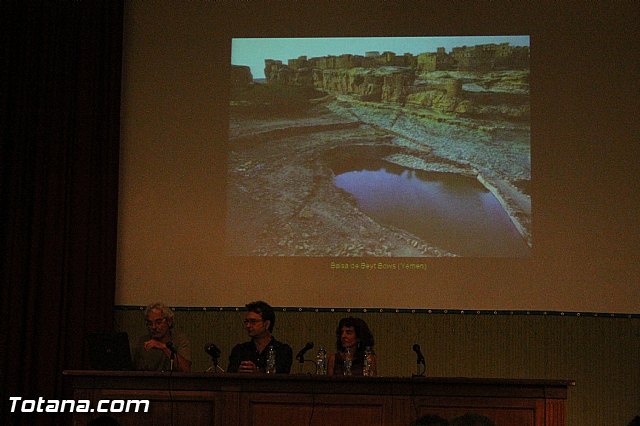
[332,351,364,376]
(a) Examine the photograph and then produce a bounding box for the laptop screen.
[86,332,133,371]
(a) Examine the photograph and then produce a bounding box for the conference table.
[63,370,573,425]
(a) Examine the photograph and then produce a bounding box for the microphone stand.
[296,343,314,374]
[205,344,223,373]
[297,359,316,374]
[411,344,426,377]
[206,356,224,373]
[167,342,178,372]
[296,352,306,374]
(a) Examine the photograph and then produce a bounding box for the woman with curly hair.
[328,317,376,376]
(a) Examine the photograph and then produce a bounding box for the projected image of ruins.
[227,37,531,257]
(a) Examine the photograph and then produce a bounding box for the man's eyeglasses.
[243,319,263,325]
[145,318,168,327]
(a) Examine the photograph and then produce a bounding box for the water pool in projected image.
[333,160,531,257]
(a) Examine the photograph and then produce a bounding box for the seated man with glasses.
[227,300,293,374]
[132,302,192,372]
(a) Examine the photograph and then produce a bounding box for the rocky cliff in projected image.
[227,42,531,257]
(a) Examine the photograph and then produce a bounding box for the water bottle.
[363,346,375,376]
[315,346,328,375]
[343,348,353,376]
[266,345,276,374]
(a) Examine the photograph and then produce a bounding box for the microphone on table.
[166,341,177,371]
[412,344,426,377]
[296,342,314,363]
[166,341,177,358]
[205,343,224,373]
[205,343,221,359]
[412,344,425,365]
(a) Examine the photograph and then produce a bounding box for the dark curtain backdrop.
[1,2,123,424]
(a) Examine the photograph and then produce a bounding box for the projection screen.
[115,1,639,314]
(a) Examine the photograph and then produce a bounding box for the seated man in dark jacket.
[227,300,292,374]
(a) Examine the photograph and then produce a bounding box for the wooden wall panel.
[65,372,568,426]
[241,393,392,426]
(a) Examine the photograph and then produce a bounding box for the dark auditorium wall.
[2,2,123,425]
[115,308,640,426]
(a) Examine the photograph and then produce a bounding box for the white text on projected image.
[228,36,531,257]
